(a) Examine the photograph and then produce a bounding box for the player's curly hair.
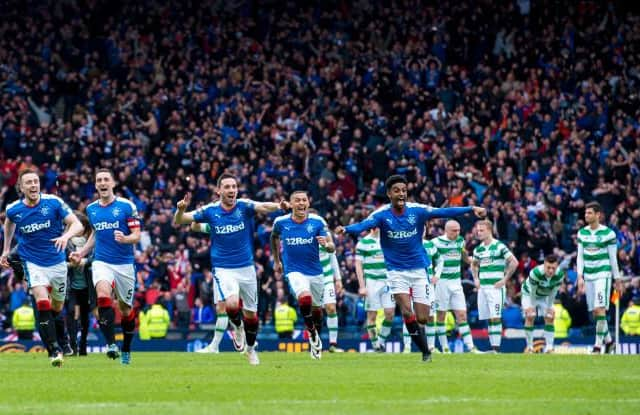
[384,175,407,191]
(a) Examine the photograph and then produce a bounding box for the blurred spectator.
[502,305,524,329]
[11,299,35,340]
[174,282,191,331]
[145,301,170,339]
[192,297,214,325]
[553,299,572,338]
[621,296,640,335]
[274,291,297,339]
[9,282,27,314]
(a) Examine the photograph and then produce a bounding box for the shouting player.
[271,190,335,360]
[336,175,485,362]
[174,172,288,365]
[71,169,141,365]
[2,169,84,366]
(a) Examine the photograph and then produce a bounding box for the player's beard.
[23,188,40,205]
[222,193,237,208]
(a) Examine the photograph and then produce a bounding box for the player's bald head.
[444,220,460,231]
[444,220,461,239]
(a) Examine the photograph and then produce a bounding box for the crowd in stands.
[1,0,640,337]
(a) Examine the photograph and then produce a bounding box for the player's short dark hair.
[217,172,238,188]
[95,168,115,180]
[18,168,39,184]
[385,175,407,191]
[544,254,559,264]
[290,189,308,199]
[585,201,602,214]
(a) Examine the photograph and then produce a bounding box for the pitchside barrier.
[2,336,639,354]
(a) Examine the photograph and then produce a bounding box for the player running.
[2,169,84,366]
[271,190,335,360]
[70,169,140,365]
[336,175,486,362]
[174,172,288,365]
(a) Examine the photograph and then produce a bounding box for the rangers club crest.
[407,214,416,225]
[40,206,50,216]
[233,209,243,219]
[112,207,121,217]
[306,224,314,234]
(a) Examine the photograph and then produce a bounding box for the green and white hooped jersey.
[422,239,437,278]
[319,245,338,283]
[355,236,386,280]
[430,235,464,280]
[472,239,514,286]
[577,225,617,281]
[522,264,564,298]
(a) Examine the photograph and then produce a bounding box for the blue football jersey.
[272,213,328,276]
[193,199,256,269]
[86,197,140,265]
[345,203,472,271]
[6,194,72,266]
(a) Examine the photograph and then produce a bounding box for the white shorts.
[521,293,554,317]
[323,277,336,306]
[213,277,221,304]
[387,268,429,305]
[435,279,466,312]
[478,286,504,320]
[365,278,394,311]
[92,261,135,306]
[585,278,611,312]
[24,261,67,302]
[287,272,324,306]
[213,266,258,312]
[425,281,436,315]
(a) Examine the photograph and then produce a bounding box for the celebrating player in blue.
[70,169,141,365]
[335,175,486,362]
[270,190,335,360]
[174,172,289,365]
[1,169,84,366]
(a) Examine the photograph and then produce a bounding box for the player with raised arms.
[335,175,486,362]
[174,172,288,365]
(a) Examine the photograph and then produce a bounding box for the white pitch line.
[2,397,639,410]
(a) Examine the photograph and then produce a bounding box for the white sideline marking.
[3,397,640,410]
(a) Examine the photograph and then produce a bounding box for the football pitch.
[0,352,637,415]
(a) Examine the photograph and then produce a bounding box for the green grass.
[0,352,637,415]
